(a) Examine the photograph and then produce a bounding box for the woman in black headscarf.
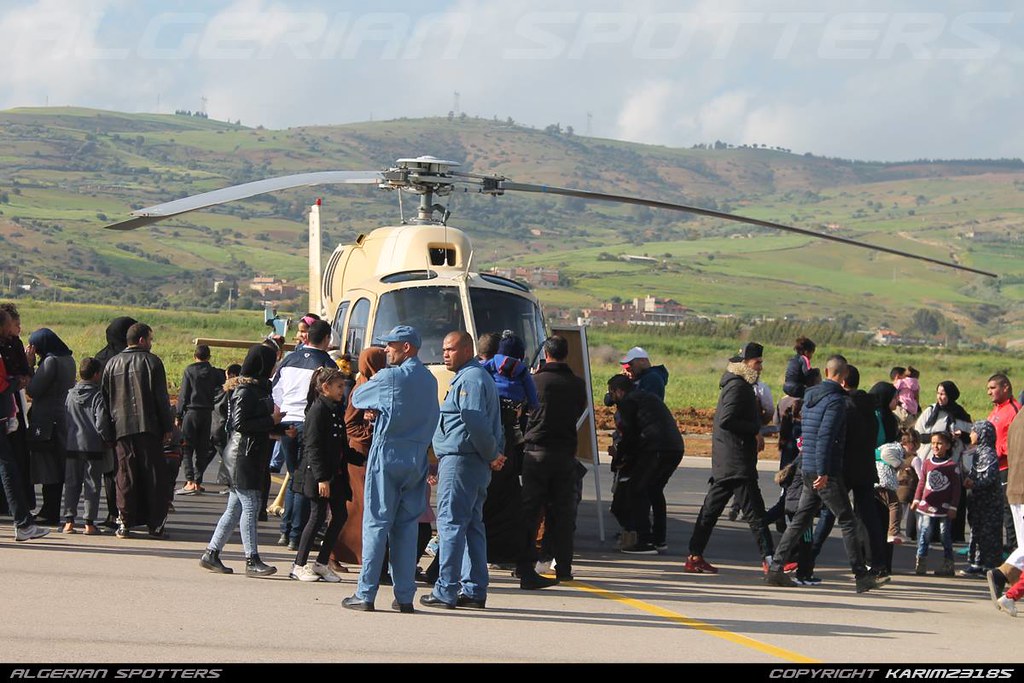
[26,328,76,524]
[200,344,282,577]
[868,381,900,446]
[915,381,973,458]
[94,317,137,369]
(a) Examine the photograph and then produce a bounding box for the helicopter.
[105,154,996,379]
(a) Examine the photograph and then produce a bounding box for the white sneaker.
[312,561,342,583]
[15,524,50,542]
[997,595,1018,617]
[289,563,321,582]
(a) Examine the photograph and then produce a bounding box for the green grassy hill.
[1,107,1022,340]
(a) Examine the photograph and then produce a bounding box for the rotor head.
[382,156,463,197]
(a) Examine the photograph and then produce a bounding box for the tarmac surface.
[0,454,1017,664]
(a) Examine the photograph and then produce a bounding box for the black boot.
[245,553,277,578]
[200,549,233,574]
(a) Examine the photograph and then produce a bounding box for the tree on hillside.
[909,308,943,337]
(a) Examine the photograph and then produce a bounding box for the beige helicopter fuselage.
[316,221,546,401]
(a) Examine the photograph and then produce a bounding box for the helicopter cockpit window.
[372,287,465,364]
[347,298,371,356]
[468,287,546,365]
[330,301,350,349]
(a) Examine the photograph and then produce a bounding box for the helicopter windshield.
[372,286,466,364]
[468,287,546,365]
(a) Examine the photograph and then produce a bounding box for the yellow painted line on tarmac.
[565,579,820,663]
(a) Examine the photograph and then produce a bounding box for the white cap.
[620,346,650,364]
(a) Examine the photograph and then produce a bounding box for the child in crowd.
[912,431,961,576]
[482,330,539,413]
[777,400,819,585]
[163,422,183,516]
[876,427,918,545]
[893,366,921,429]
[961,421,1002,577]
[62,357,113,535]
[290,367,350,583]
[213,363,241,489]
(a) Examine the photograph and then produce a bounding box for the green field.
[8,300,1020,419]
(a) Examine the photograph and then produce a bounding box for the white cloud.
[615,80,675,143]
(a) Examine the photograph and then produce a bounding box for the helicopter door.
[346,297,372,357]
[467,287,547,366]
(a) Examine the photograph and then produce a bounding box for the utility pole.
[453,91,460,117]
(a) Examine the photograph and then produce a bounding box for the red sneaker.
[683,555,719,574]
[783,562,799,573]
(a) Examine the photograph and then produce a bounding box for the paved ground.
[0,455,1017,663]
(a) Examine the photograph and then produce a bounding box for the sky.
[0,0,1021,161]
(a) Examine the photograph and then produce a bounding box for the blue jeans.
[278,422,310,541]
[433,454,491,604]
[916,513,953,560]
[356,449,428,604]
[0,432,32,529]
[208,488,261,557]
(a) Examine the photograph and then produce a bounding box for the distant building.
[619,254,658,264]
[250,277,303,301]
[579,294,696,327]
[874,328,901,345]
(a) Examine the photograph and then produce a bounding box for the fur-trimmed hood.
[726,361,760,385]
[223,375,261,393]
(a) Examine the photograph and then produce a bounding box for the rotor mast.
[385,156,461,225]
[417,188,434,224]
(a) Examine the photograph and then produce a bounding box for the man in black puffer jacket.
[767,355,884,593]
[606,374,684,555]
[685,342,774,574]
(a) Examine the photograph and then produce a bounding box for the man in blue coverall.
[341,325,439,613]
[420,330,506,610]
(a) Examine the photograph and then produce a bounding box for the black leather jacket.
[222,377,275,490]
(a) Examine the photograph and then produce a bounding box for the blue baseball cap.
[376,325,421,348]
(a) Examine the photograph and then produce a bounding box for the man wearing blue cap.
[341,325,439,613]
[421,330,505,610]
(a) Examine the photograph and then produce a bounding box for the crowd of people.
[674,336,1024,618]
[2,307,1024,618]
[0,307,593,612]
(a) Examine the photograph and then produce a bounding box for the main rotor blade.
[104,170,383,230]
[499,181,996,278]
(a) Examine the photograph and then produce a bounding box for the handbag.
[220,430,243,488]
